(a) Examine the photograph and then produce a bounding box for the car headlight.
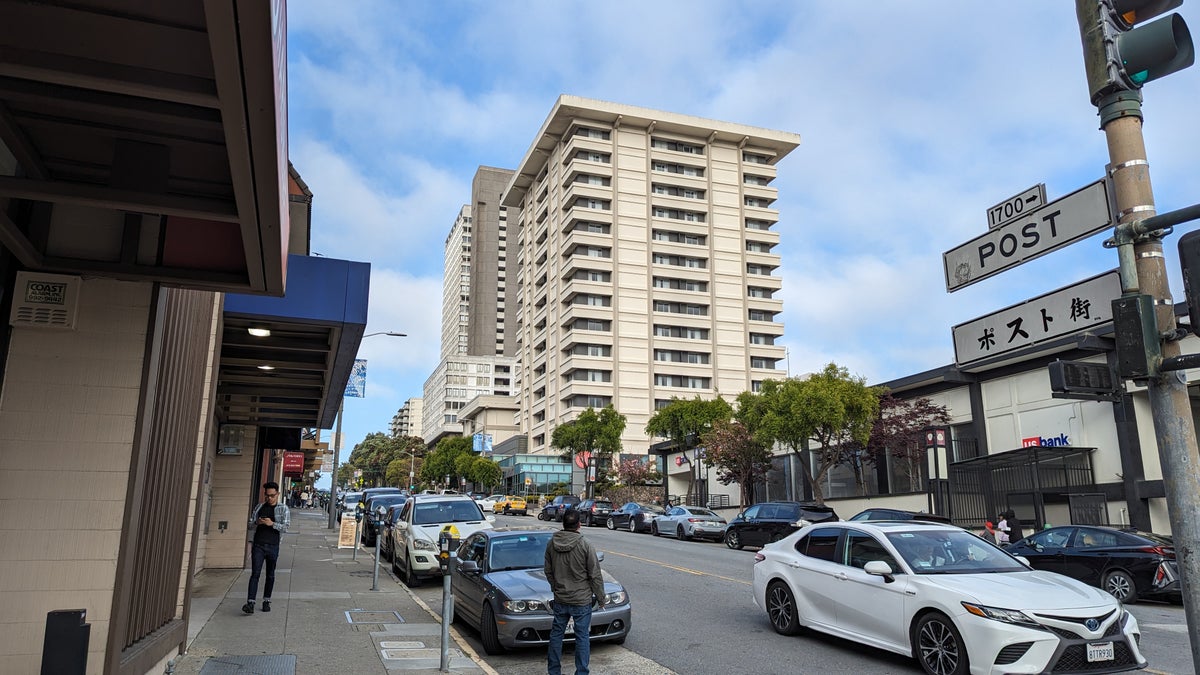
[604,590,628,605]
[411,538,437,551]
[961,602,1039,627]
[502,599,551,613]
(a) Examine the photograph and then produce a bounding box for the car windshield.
[412,500,484,525]
[638,503,666,514]
[887,530,1028,574]
[488,532,555,571]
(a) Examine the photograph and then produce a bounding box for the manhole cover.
[200,655,296,674]
[346,610,403,623]
[348,570,375,577]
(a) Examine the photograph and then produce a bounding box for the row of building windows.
[651,138,705,155]
[653,277,707,292]
[654,374,711,388]
[652,253,706,268]
[572,294,611,307]
[652,183,705,199]
[653,301,707,316]
[652,206,706,222]
[653,324,709,339]
[652,230,705,245]
[569,369,611,382]
[654,349,709,364]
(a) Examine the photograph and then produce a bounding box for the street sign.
[944,179,1112,292]
[987,183,1046,229]
[952,270,1121,367]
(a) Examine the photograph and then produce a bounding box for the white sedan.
[475,494,504,512]
[752,521,1147,675]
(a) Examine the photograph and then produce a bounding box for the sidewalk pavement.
[173,509,496,675]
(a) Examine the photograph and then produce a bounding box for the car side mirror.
[1014,555,1031,567]
[596,551,605,562]
[396,521,409,530]
[863,560,895,583]
[458,559,481,575]
[734,512,745,521]
[485,515,496,523]
[1032,543,1044,553]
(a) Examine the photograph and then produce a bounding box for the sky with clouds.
[286,1,1200,483]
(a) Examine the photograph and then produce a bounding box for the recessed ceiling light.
[257,365,275,371]
[248,327,271,337]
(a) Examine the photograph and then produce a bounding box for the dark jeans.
[547,601,593,675]
[247,541,279,601]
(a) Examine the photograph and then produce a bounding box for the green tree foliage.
[645,396,733,496]
[551,406,626,493]
[420,436,473,486]
[701,419,773,507]
[345,433,425,487]
[736,363,881,505]
[467,456,503,490]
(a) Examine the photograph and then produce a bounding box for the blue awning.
[220,255,369,428]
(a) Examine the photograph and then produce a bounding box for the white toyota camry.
[752,521,1147,675]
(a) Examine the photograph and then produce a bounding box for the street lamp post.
[326,331,406,529]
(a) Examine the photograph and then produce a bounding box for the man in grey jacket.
[544,509,605,675]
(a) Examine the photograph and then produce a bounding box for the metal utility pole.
[1076,1,1199,668]
[327,399,343,529]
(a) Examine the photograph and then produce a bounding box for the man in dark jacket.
[243,481,290,614]
[544,509,605,675]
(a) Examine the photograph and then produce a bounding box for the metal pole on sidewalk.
[327,399,343,529]
[371,512,382,591]
[439,547,455,672]
[352,514,360,562]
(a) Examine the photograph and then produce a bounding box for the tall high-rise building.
[501,96,800,455]
[391,397,424,438]
[423,167,518,446]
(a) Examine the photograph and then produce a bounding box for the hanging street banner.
[952,270,1121,368]
[344,359,367,398]
[944,179,1112,292]
[472,433,493,454]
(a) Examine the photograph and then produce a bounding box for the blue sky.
[287,1,1200,487]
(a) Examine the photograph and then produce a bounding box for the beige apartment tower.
[501,96,800,456]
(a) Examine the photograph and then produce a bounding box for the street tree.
[468,456,503,491]
[701,419,773,507]
[616,457,662,486]
[845,393,952,494]
[420,436,473,487]
[645,396,733,499]
[736,363,881,505]
[551,405,626,492]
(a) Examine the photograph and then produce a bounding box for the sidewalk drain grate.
[200,654,296,674]
[346,610,404,624]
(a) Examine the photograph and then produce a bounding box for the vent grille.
[9,272,80,329]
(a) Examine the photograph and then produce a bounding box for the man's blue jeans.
[247,542,279,601]
[547,601,593,675]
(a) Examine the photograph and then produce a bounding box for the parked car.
[493,495,528,516]
[753,521,1147,675]
[724,501,838,550]
[576,499,613,527]
[389,494,495,587]
[606,502,665,533]
[652,505,727,541]
[337,490,363,523]
[360,493,409,546]
[378,502,409,562]
[539,495,581,522]
[1006,525,1180,604]
[452,527,630,655]
[475,494,504,512]
[848,508,952,524]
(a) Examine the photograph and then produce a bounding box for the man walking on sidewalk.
[544,509,605,675]
[243,481,289,614]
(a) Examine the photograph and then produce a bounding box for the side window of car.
[844,532,899,570]
[757,505,777,520]
[796,528,841,562]
[459,535,485,562]
[742,505,761,520]
[1028,529,1068,548]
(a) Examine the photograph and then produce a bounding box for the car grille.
[995,642,1034,665]
[1051,642,1137,672]
[1044,620,1122,640]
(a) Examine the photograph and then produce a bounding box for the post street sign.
[944,179,1111,292]
[953,270,1121,367]
[987,183,1046,229]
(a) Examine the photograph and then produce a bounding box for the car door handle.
[833,572,850,581]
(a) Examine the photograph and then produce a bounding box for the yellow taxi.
[493,495,527,516]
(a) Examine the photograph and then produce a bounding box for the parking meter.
[437,525,460,575]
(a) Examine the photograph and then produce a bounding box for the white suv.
[389,494,494,586]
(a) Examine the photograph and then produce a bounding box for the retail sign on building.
[282,451,304,475]
[953,271,1121,368]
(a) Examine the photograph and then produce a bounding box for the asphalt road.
[389,513,1195,675]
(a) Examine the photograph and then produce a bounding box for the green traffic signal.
[1077,0,1194,104]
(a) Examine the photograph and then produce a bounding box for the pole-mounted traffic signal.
[1077,0,1194,104]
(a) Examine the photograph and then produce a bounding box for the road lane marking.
[606,550,752,585]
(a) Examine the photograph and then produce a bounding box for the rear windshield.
[594,501,613,508]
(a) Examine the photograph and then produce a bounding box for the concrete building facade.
[500,96,800,456]
[390,397,424,439]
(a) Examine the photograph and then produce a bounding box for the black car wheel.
[606,517,616,530]
[650,521,659,536]
[1103,569,1138,604]
[628,517,638,533]
[502,505,510,515]
[725,530,743,550]
[678,524,691,541]
[583,513,593,527]
[537,510,547,521]
[402,552,420,588]
[914,612,969,675]
[480,603,506,655]
[766,581,801,635]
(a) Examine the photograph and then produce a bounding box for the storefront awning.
[220,255,369,428]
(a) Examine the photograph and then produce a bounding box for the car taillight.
[754,552,766,564]
[688,518,700,522]
[1139,546,1173,558]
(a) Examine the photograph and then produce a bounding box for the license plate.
[565,618,574,635]
[1086,642,1114,662]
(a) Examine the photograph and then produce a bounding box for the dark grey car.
[451,527,631,655]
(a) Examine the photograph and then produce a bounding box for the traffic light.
[1077,0,1194,104]
[1048,359,1117,396]
[1180,230,1200,336]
